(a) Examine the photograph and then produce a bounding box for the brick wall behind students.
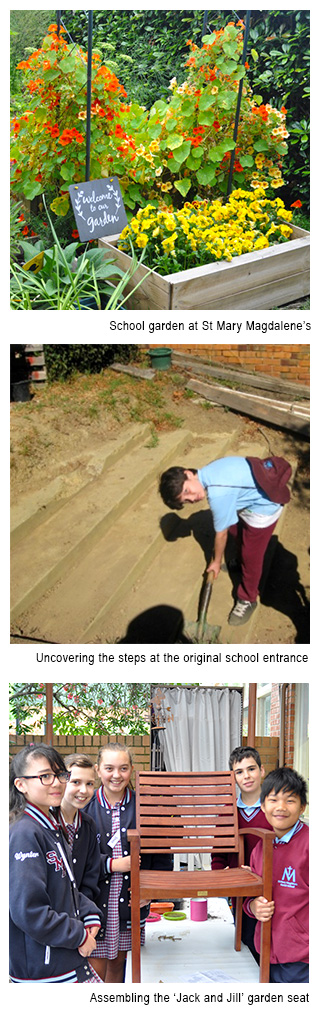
[9,732,279,773]
[284,685,296,768]
[9,732,151,785]
[242,735,279,774]
[146,344,310,385]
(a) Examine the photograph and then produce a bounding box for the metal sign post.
[226,9,251,199]
[86,11,93,181]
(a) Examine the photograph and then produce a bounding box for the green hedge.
[44,345,138,381]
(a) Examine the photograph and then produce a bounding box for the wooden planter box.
[99,226,309,311]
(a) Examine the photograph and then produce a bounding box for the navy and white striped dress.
[91,787,145,960]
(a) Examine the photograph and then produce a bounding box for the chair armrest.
[128,828,140,846]
[238,828,274,901]
[238,828,274,843]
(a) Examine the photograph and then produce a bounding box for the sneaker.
[228,599,257,626]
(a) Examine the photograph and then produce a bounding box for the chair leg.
[128,831,142,983]
[234,897,243,951]
[259,917,271,983]
[131,917,141,984]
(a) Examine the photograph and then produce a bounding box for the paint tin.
[190,898,207,921]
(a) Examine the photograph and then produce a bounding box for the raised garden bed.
[99,225,309,311]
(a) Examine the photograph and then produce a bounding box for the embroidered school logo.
[278,865,298,889]
[46,850,66,876]
[14,851,40,861]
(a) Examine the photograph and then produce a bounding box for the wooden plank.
[99,231,309,311]
[98,239,171,309]
[140,804,235,815]
[140,836,237,849]
[171,353,310,399]
[168,235,309,288]
[173,271,309,311]
[171,263,310,311]
[140,825,235,836]
[138,868,264,899]
[187,378,310,436]
[111,363,155,380]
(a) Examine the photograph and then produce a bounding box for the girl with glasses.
[9,743,103,983]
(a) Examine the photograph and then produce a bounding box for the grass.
[10,368,187,467]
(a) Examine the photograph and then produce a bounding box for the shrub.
[44,345,138,381]
[11,21,290,218]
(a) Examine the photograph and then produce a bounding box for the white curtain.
[152,686,242,771]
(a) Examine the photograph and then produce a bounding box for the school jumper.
[243,820,309,982]
[85,786,173,946]
[9,803,102,983]
[211,798,273,963]
[58,808,100,902]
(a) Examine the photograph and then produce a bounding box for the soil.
[10,366,310,644]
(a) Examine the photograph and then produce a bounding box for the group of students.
[9,741,309,984]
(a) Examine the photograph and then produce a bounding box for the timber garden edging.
[99,225,309,311]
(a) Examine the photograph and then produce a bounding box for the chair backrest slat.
[136,771,239,854]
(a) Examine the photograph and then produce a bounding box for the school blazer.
[58,809,101,903]
[85,787,173,931]
[9,805,102,983]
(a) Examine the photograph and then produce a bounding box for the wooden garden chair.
[128,771,274,983]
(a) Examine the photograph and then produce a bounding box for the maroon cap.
[246,456,292,505]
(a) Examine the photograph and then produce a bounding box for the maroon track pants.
[228,517,279,603]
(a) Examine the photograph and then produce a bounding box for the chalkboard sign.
[69,177,128,242]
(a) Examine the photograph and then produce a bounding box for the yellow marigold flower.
[136,145,145,156]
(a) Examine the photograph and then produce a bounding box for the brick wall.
[9,732,151,784]
[284,685,295,768]
[270,685,281,735]
[270,684,296,767]
[147,344,310,385]
[9,731,279,775]
[243,735,279,774]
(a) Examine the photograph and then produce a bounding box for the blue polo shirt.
[198,457,282,532]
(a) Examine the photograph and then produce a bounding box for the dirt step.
[10,424,151,543]
[11,428,197,623]
[82,439,269,644]
[11,434,235,644]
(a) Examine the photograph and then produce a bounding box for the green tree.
[9,683,151,735]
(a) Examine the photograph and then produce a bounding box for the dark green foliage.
[11,10,309,212]
[44,345,139,381]
[9,683,151,736]
[10,9,55,104]
[245,10,310,211]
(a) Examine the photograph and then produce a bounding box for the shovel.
[186,569,220,644]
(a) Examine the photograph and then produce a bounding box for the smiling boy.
[243,766,309,983]
[211,746,272,962]
[59,753,101,903]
